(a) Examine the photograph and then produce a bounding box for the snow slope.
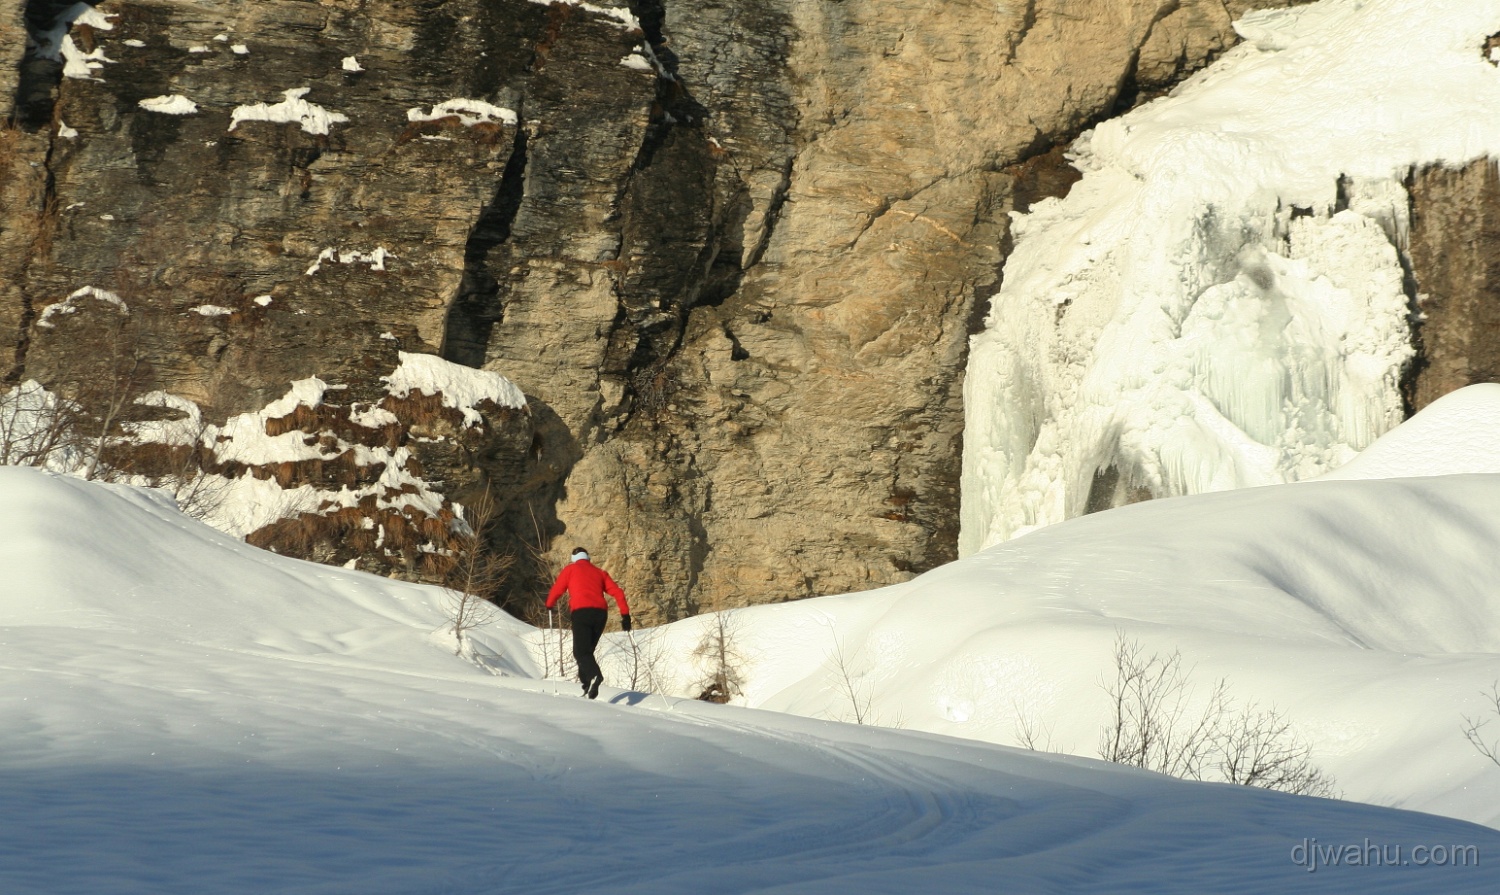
[962,0,1500,550]
[618,386,1500,833]
[3,467,1498,894]
[1320,383,1500,480]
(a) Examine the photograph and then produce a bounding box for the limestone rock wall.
[1,0,1304,620]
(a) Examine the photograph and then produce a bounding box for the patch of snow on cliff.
[528,0,641,31]
[229,88,349,136]
[213,379,334,467]
[125,392,205,447]
[342,55,363,72]
[138,95,199,115]
[407,99,516,128]
[61,39,114,81]
[304,247,394,276]
[36,287,127,329]
[961,0,1500,553]
[32,4,116,81]
[384,352,526,426]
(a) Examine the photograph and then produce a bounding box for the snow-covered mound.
[961,0,1500,550]
[4,467,1498,894]
[625,468,1500,828]
[1322,383,1500,480]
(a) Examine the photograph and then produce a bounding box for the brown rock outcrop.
[538,0,1302,617]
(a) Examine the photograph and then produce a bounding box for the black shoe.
[587,676,601,700]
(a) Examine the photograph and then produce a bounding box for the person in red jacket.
[546,547,631,699]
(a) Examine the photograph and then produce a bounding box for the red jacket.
[546,559,629,615]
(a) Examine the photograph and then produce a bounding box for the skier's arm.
[604,574,629,616]
[545,567,570,609]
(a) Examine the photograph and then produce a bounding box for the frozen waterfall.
[960,0,1500,553]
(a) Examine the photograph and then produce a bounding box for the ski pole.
[549,608,561,679]
[628,627,674,712]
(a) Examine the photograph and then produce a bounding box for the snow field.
[3,466,1499,893]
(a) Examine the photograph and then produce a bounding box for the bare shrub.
[1013,703,1057,752]
[598,622,673,694]
[1099,634,1335,796]
[0,380,75,469]
[1215,703,1338,797]
[47,301,158,481]
[1099,636,1227,780]
[625,624,671,693]
[692,611,745,703]
[522,597,574,681]
[1461,681,1500,766]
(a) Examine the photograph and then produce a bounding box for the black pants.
[571,608,607,685]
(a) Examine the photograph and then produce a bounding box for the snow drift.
[4,466,1499,893]
[619,386,1500,831]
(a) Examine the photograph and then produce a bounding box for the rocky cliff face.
[1408,158,1500,411]
[2,0,1314,620]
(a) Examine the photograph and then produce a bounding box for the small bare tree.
[826,631,874,725]
[441,488,512,656]
[14,294,166,483]
[1461,681,1500,766]
[77,316,151,481]
[693,611,746,703]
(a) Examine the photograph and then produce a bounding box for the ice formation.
[960,0,1500,553]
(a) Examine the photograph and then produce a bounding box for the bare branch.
[1461,682,1500,766]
